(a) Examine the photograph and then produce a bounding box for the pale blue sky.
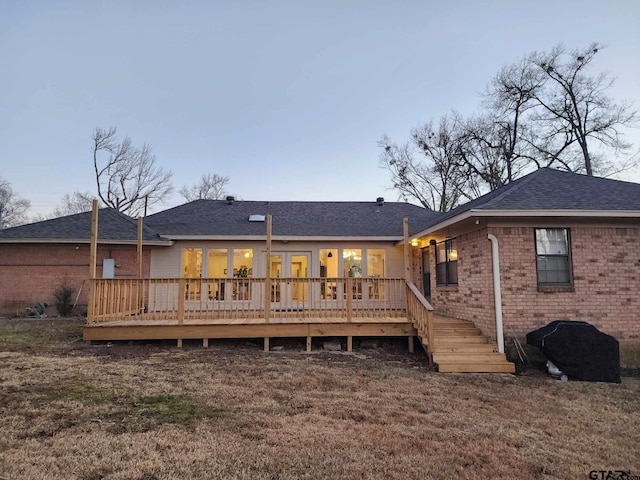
[1,0,639,216]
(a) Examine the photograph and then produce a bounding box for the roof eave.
[411,209,640,239]
[0,238,173,246]
[160,234,404,242]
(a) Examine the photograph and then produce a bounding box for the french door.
[270,252,310,309]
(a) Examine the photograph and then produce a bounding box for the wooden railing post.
[426,309,435,363]
[177,279,186,325]
[406,281,435,364]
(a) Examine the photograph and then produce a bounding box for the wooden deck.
[83,314,416,343]
[84,277,515,372]
[85,277,415,346]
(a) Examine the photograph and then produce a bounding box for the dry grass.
[0,318,639,480]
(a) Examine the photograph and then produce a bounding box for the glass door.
[290,254,309,306]
[270,252,310,310]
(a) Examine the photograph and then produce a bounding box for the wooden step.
[434,327,482,336]
[437,362,515,373]
[433,321,475,328]
[432,352,508,364]
[432,343,498,353]
[434,335,488,344]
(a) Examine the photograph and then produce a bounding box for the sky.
[1,0,639,217]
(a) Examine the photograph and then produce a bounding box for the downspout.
[487,234,504,354]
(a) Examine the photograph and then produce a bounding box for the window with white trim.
[534,228,572,285]
[435,239,458,286]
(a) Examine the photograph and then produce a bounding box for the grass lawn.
[0,318,638,480]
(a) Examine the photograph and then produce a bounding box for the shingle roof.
[0,208,168,243]
[145,200,439,238]
[421,168,640,231]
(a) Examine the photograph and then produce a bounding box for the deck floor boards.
[90,316,410,327]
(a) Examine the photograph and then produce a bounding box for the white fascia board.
[410,209,640,240]
[0,238,173,246]
[162,235,402,242]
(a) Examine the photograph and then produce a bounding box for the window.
[367,249,385,300]
[535,228,572,285]
[232,249,253,300]
[343,249,362,299]
[232,249,253,278]
[343,249,362,277]
[182,248,203,300]
[319,249,338,300]
[435,239,457,286]
[366,249,385,278]
[207,249,228,300]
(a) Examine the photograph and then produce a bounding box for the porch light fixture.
[248,214,266,222]
[411,239,419,247]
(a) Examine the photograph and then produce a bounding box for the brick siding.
[426,224,640,344]
[0,244,150,316]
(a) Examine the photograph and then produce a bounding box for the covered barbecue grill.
[526,320,621,383]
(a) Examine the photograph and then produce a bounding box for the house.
[410,168,640,366]
[0,209,169,315]
[1,168,637,370]
[142,196,439,297]
[1,199,447,364]
[83,197,455,360]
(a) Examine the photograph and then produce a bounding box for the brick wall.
[496,225,640,341]
[427,224,640,344]
[427,228,496,337]
[0,244,150,316]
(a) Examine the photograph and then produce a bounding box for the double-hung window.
[534,228,572,285]
[435,238,458,286]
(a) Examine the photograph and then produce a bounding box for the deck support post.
[347,336,353,352]
[408,335,414,353]
[203,338,209,348]
[87,200,99,324]
[306,336,312,352]
[264,214,272,324]
[264,337,270,352]
[137,217,143,314]
[177,338,183,348]
[403,217,411,282]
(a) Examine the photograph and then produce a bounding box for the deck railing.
[89,277,408,324]
[406,282,435,362]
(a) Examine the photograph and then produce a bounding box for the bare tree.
[53,191,95,217]
[92,127,173,216]
[180,173,230,201]
[529,43,638,175]
[379,114,468,212]
[380,42,638,206]
[0,177,31,228]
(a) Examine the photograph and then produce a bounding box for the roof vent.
[248,214,266,222]
[225,196,235,205]
[376,197,384,206]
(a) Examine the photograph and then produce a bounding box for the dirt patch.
[0,317,638,480]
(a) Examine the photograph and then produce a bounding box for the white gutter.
[487,234,505,354]
[0,238,173,246]
[162,235,402,242]
[410,208,640,240]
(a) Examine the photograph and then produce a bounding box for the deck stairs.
[426,316,515,373]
